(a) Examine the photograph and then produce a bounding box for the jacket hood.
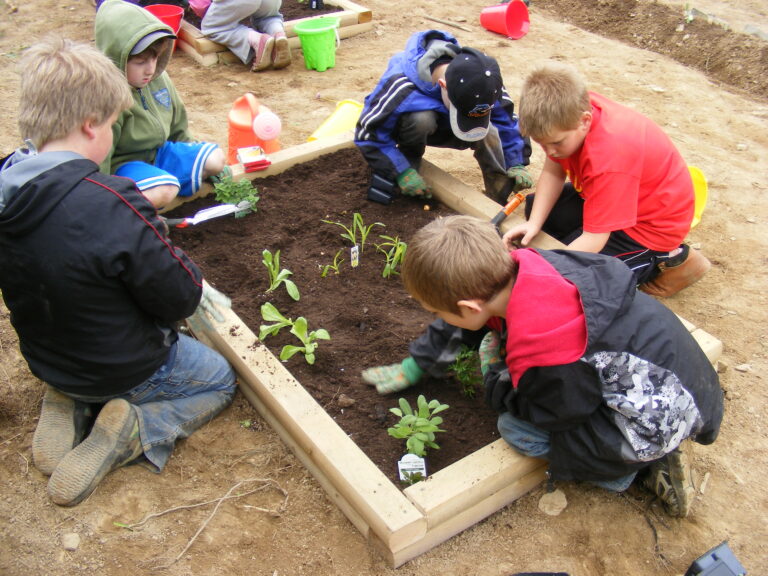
[400,30,459,95]
[95,0,174,79]
[0,146,90,234]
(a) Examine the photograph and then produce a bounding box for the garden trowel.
[491,180,528,233]
[164,200,252,228]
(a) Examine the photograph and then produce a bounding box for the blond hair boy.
[504,62,710,298]
[0,37,236,507]
[365,215,723,517]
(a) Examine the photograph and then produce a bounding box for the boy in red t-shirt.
[504,62,709,297]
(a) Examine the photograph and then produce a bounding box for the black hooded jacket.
[0,148,203,395]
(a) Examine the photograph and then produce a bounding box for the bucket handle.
[334,27,340,48]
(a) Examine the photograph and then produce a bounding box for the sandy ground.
[1,0,767,574]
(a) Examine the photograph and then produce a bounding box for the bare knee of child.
[143,184,180,209]
[203,148,226,178]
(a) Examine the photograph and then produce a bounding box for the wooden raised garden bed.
[174,132,723,567]
[177,0,373,67]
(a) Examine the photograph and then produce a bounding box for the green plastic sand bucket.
[294,16,340,72]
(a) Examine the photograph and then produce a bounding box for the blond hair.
[402,215,517,314]
[518,62,591,141]
[17,36,133,148]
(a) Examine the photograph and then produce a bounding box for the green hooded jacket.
[95,0,194,173]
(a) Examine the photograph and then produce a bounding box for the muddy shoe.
[639,244,711,298]
[32,386,93,476]
[642,441,696,518]
[47,398,142,507]
[249,32,274,72]
[272,33,291,69]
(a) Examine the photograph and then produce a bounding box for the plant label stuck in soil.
[351,245,360,267]
[398,453,427,482]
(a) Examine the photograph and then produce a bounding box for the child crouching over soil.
[363,215,724,517]
[0,37,236,507]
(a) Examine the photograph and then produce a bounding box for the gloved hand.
[362,356,424,394]
[198,280,232,323]
[397,168,432,199]
[478,331,503,376]
[506,165,533,193]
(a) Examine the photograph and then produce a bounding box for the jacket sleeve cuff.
[402,356,425,385]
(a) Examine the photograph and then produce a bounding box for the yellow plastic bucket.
[308,99,363,141]
[294,17,340,72]
[688,166,708,228]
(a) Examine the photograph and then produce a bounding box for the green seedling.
[279,316,331,365]
[322,212,384,253]
[387,395,449,458]
[375,235,407,278]
[258,302,293,340]
[262,249,300,301]
[320,249,344,277]
[449,345,482,399]
[213,176,260,215]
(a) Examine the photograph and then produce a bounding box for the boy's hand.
[362,357,424,394]
[502,222,540,249]
[397,168,432,198]
[506,165,533,192]
[479,331,503,376]
[198,280,232,323]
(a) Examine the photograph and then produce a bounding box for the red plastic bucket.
[144,4,184,49]
[480,1,530,40]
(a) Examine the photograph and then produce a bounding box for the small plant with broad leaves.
[375,235,407,278]
[322,212,384,253]
[387,395,449,458]
[320,249,344,277]
[258,303,330,365]
[449,345,482,399]
[213,176,260,214]
[262,249,300,300]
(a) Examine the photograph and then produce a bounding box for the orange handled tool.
[491,190,527,232]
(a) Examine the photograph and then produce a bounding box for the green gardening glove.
[506,165,533,193]
[478,331,503,376]
[362,356,424,395]
[396,168,432,199]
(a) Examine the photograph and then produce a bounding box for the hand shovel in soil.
[491,180,528,233]
[164,201,252,228]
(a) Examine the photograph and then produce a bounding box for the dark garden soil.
[167,147,501,486]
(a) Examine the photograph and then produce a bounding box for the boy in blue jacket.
[0,37,236,507]
[355,30,531,204]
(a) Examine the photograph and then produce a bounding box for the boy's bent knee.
[204,148,226,178]
[142,184,180,209]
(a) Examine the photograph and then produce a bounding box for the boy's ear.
[82,118,98,140]
[457,299,484,314]
[579,110,593,132]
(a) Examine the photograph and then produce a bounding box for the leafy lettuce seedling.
[387,395,449,458]
[262,249,300,300]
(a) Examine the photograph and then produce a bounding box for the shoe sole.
[32,387,78,476]
[47,399,137,507]
[251,35,275,72]
[666,441,696,518]
[272,36,291,69]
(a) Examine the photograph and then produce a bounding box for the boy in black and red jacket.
[363,215,723,517]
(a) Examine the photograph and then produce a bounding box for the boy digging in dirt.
[504,61,710,297]
[355,30,532,204]
[95,0,228,209]
[0,37,237,507]
[364,215,724,517]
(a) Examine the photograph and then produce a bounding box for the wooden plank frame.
[177,0,373,66]
[181,132,723,567]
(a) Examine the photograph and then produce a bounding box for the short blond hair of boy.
[18,36,132,149]
[402,215,517,314]
[518,62,591,141]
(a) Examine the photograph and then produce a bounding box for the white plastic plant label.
[350,245,360,268]
[397,453,427,482]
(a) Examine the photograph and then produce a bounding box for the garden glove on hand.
[506,165,533,193]
[397,168,432,199]
[362,356,424,395]
[478,331,503,376]
[198,280,232,323]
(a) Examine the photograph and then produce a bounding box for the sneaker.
[249,32,274,72]
[32,386,93,476]
[639,244,711,298]
[47,398,143,507]
[271,33,291,69]
[642,441,696,518]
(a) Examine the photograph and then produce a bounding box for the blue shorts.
[115,140,220,197]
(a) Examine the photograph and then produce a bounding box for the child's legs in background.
[250,0,285,35]
[202,0,268,63]
[497,412,637,492]
[154,140,223,197]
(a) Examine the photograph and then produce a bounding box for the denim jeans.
[70,334,237,472]
[497,412,636,492]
